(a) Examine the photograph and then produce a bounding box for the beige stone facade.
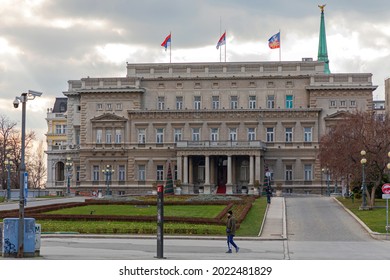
[46,61,376,195]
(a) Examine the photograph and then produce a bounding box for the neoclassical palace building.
[45,8,377,196]
[45,60,376,196]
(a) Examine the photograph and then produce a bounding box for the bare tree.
[0,114,37,190]
[27,140,47,189]
[319,111,390,206]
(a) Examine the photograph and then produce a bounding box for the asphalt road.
[284,197,390,259]
[2,196,390,260]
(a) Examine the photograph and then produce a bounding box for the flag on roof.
[268,32,280,49]
[161,33,171,50]
[216,32,226,49]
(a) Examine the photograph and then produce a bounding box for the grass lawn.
[34,197,267,236]
[237,197,267,236]
[337,197,389,234]
[44,204,226,218]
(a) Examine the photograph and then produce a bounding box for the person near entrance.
[226,210,239,253]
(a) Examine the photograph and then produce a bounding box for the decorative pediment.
[91,113,127,122]
[324,111,351,121]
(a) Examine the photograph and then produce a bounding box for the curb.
[333,197,390,240]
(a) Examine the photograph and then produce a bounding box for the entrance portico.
[176,141,266,194]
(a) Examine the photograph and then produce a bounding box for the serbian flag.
[161,33,171,50]
[216,32,226,49]
[268,32,280,49]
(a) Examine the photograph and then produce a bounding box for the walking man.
[226,210,239,253]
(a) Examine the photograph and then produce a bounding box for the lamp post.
[322,168,330,196]
[360,150,368,210]
[13,90,42,258]
[65,157,73,195]
[5,154,13,201]
[102,165,114,196]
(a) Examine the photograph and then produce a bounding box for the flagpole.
[279,29,281,62]
[225,29,227,63]
[169,32,172,63]
[219,17,222,63]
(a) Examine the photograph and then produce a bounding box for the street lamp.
[5,154,13,201]
[13,90,42,258]
[322,168,330,196]
[65,157,73,195]
[102,165,114,196]
[360,150,368,210]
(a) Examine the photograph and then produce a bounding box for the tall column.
[204,155,211,194]
[205,155,210,185]
[188,157,193,194]
[255,155,261,195]
[176,155,182,182]
[227,155,232,185]
[226,155,233,194]
[183,156,188,194]
[249,155,254,195]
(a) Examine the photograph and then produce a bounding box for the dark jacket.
[226,215,236,235]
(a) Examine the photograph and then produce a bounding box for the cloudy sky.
[1,0,389,143]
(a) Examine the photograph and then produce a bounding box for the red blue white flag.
[268,32,280,49]
[161,33,171,50]
[216,32,226,49]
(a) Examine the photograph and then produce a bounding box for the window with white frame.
[105,129,112,143]
[304,164,312,181]
[158,96,165,110]
[115,129,122,143]
[138,165,145,181]
[340,100,346,107]
[229,128,237,141]
[285,127,293,142]
[116,103,122,110]
[266,127,274,142]
[212,96,220,109]
[97,103,103,110]
[156,128,164,143]
[176,96,183,110]
[285,165,293,181]
[210,128,219,142]
[55,125,67,134]
[194,96,201,110]
[96,129,102,143]
[267,95,275,109]
[138,128,146,144]
[118,165,125,181]
[174,128,182,143]
[192,128,201,141]
[330,100,336,108]
[247,128,256,141]
[249,96,256,109]
[93,165,100,181]
[350,100,356,107]
[304,127,312,142]
[230,96,238,109]
[106,103,112,111]
[156,165,164,181]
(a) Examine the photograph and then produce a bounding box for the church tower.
[318,5,330,74]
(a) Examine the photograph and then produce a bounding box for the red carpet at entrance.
[216,185,226,194]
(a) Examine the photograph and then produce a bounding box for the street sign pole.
[156,184,164,259]
[381,184,390,240]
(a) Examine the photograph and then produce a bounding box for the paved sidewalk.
[258,196,286,240]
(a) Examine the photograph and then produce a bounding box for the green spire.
[318,5,330,74]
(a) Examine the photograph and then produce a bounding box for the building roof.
[52,97,67,113]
